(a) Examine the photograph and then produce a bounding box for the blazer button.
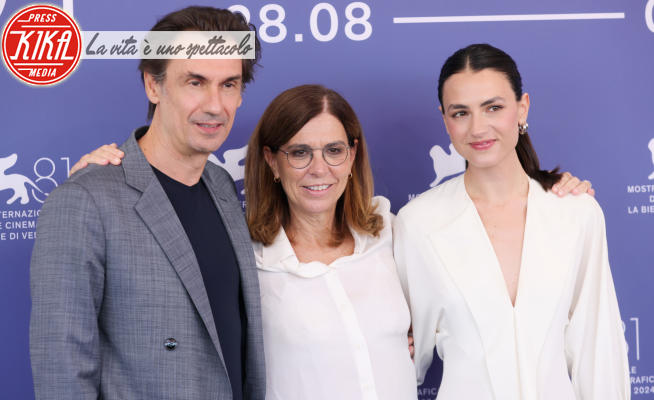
[164,338,178,351]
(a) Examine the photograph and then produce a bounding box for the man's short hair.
[138,6,261,120]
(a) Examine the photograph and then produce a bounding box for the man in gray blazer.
[29,7,264,399]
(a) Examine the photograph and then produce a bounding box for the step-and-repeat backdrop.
[2,0,653,398]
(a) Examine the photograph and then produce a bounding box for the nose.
[470,112,488,138]
[306,148,328,175]
[204,86,225,117]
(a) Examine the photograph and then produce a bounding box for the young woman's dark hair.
[437,43,561,189]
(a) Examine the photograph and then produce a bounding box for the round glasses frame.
[277,144,351,169]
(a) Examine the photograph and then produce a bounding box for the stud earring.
[518,122,529,135]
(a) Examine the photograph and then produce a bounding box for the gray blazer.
[30,130,265,400]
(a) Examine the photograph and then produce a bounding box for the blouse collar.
[255,196,391,278]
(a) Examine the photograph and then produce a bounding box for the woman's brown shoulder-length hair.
[245,84,383,246]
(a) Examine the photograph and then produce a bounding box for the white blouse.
[253,196,417,400]
[394,175,630,400]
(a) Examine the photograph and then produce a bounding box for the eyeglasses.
[277,142,350,169]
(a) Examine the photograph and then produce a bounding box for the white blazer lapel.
[513,180,576,393]
[428,178,520,400]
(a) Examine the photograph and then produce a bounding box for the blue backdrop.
[2,0,653,398]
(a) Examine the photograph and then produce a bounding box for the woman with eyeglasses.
[242,84,417,399]
[393,44,630,399]
[71,82,594,399]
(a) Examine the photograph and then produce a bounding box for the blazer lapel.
[202,166,265,394]
[428,178,521,399]
[201,170,259,315]
[513,180,574,391]
[120,132,228,372]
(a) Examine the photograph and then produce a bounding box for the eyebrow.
[185,72,207,82]
[447,96,506,111]
[447,103,468,111]
[222,75,242,85]
[286,141,347,149]
[480,96,505,107]
[183,73,242,85]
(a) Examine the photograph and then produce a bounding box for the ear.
[518,92,530,124]
[144,71,163,105]
[438,105,454,140]
[263,146,279,179]
[438,105,445,118]
[350,139,358,165]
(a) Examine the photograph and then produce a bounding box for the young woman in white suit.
[394,44,630,400]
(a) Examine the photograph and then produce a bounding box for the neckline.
[259,225,365,277]
[463,178,533,310]
[152,165,202,189]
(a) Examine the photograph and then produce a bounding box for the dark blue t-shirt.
[153,166,245,400]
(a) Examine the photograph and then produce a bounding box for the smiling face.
[440,68,529,171]
[264,112,356,222]
[145,58,243,158]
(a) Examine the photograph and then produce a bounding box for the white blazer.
[394,175,630,400]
